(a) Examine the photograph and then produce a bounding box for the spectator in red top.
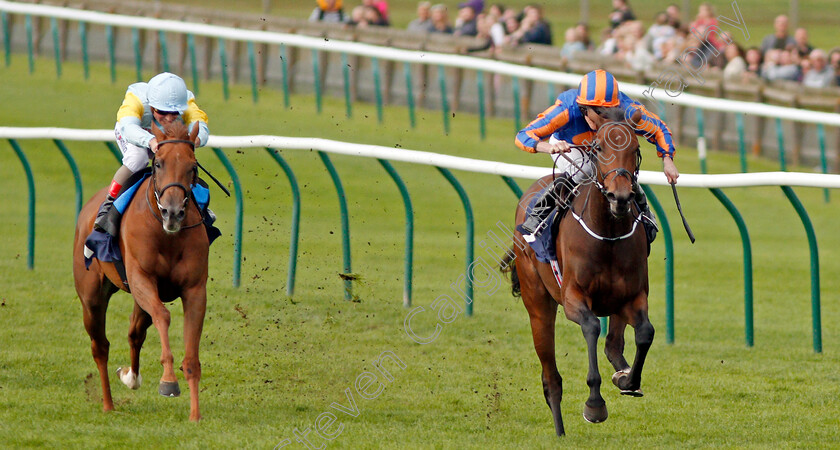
[363,0,389,23]
[690,3,726,51]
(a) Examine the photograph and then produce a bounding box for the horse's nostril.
[161,208,169,217]
[606,192,616,201]
[177,210,185,219]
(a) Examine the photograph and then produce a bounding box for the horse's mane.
[160,119,190,140]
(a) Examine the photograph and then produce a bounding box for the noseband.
[146,138,203,229]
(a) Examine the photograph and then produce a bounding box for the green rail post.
[265,148,300,297]
[378,159,414,307]
[736,113,747,173]
[187,34,199,94]
[79,21,89,80]
[318,151,353,301]
[501,176,522,198]
[657,100,668,122]
[512,76,521,132]
[781,186,821,353]
[8,139,35,270]
[709,188,753,347]
[158,30,169,73]
[279,44,290,109]
[2,11,10,67]
[50,17,61,78]
[104,141,122,164]
[247,41,258,104]
[25,15,33,74]
[437,167,474,316]
[53,140,83,218]
[372,57,384,123]
[212,147,243,288]
[696,108,707,174]
[776,117,787,171]
[106,25,116,83]
[817,124,829,202]
[438,65,450,135]
[548,83,556,104]
[219,38,229,101]
[642,185,674,344]
[404,62,416,129]
[132,28,142,81]
[477,69,486,140]
[341,53,352,118]
[312,49,322,114]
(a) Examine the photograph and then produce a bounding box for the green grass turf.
[1,58,840,448]
[168,0,839,52]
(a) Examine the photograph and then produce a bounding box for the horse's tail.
[500,248,521,298]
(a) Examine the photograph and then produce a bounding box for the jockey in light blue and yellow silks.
[94,72,209,235]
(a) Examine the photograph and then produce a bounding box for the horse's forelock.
[160,119,190,141]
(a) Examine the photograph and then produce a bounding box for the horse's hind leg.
[563,292,607,424]
[117,301,152,390]
[79,282,117,412]
[518,265,565,436]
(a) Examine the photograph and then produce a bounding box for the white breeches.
[114,123,153,173]
[548,136,595,184]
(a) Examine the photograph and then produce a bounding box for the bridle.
[146,138,204,230]
[560,138,644,242]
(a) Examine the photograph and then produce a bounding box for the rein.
[146,139,204,230]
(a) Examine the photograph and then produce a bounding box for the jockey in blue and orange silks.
[514,69,680,241]
[93,72,209,235]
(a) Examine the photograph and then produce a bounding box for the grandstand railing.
[2,127,839,353]
[3,0,840,171]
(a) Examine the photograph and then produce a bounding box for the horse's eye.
[154,162,161,169]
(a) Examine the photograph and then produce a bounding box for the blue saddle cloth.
[516,185,562,264]
[84,174,216,270]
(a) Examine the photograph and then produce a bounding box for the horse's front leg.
[614,294,655,396]
[181,285,207,422]
[563,290,607,424]
[117,301,153,390]
[128,273,180,397]
[605,315,633,389]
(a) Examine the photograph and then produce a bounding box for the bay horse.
[503,110,654,436]
[72,121,209,421]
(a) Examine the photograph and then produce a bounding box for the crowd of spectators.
[308,0,840,89]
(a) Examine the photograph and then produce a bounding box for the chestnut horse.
[73,121,208,421]
[503,112,654,436]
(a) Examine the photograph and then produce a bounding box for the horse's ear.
[151,121,166,141]
[628,109,643,128]
[188,122,200,147]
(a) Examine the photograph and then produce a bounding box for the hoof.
[116,367,142,390]
[583,402,608,423]
[159,380,181,397]
[621,389,644,397]
[611,369,631,389]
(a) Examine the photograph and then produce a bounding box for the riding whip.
[670,182,695,243]
[197,161,231,197]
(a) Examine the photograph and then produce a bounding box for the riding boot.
[634,183,657,245]
[519,174,573,242]
[93,195,121,237]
